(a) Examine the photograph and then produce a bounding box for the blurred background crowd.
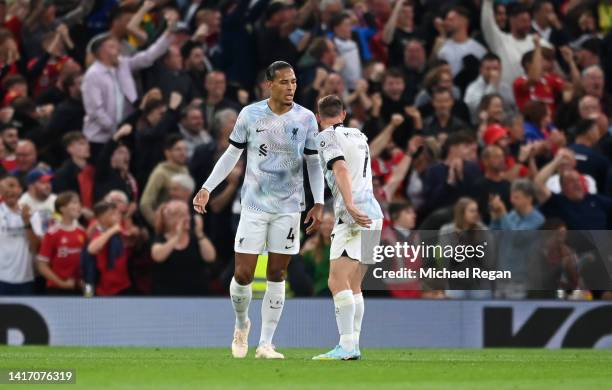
[0,0,611,299]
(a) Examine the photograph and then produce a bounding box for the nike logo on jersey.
[256,128,266,133]
[259,144,268,156]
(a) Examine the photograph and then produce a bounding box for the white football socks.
[353,293,364,350]
[334,289,355,352]
[230,277,252,330]
[259,280,285,346]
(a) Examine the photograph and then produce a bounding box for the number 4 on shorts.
[287,228,295,241]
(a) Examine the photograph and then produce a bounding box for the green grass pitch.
[1,346,611,389]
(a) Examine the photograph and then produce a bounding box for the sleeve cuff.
[326,156,345,170]
[229,138,247,149]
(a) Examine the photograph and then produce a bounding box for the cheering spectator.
[0,175,38,295]
[86,201,131,296]
[140,134,189,227]
[19,167,56,237]
[382,0,420,67]
[52,131,91,195]
[12,139,38,186]
[81,15,176,157]
[179,104,212,159]
[435,6,486,77]
[567,119,610,192]
[200,70,239,124]
[94,124,138,203]
[36,191,86,295]
[464,53,515,123]
[535,148,612,229]
[439,197,493,299]
[42,70,84,166]
[421,87,468,140]
[474,145,511,223]
[331,11,362,90]
[151,199,215,295]
[481,0,551,86]
[489,179,545,298]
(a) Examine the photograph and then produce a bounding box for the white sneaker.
[255,344,285,359]
[231,319,250,358]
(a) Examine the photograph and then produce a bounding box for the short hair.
[522,100,547,125]
[170,173,196,193]
[318,94,344,119]
[2,74,26,90]
[382,67,404,83]
[431,87,453,99]
[164,133,184,151]
[62,131,86,149]
[481,52,500,64]
[93,201,116,217]
[180,104,203,120]
[109,5,136,24]
[61,70,82,92]
[532,0,552,14]
[447,6,470,21]
[388,202,414,222]
[143,98,165,116]
[265,61,293,81]
[580,38,602,56]
[213,108,238,134]
[90,34,113,56]
[309,37,332,60]
[330,11,351,30]
[441,130,476,158]
[572,118,596,137]
[55,191,79,213]
[507,2,529,17]
[511,178,537,201]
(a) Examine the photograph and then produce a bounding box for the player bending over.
[311,95,383,361]
[192,61,325,359]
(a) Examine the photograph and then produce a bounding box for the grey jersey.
[229,99,319,213]
[316,125,383,223]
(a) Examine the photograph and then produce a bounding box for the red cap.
[483,124,509,145]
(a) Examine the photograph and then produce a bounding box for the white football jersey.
[316,124,383,224]
[229,99,319,214]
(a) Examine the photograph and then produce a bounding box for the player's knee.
[234,267,254,285]
[266,268,285,282]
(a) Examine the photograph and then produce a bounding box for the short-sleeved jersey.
[38,222,87,288]
[229,99,319,213]
[316,125,383,224]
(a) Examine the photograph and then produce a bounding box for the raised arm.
[382,0,404,45]
[481,0,505,52]
[534,148,573,203]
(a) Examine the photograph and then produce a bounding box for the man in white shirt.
[437,6,487,77]
[18,168,57,238]
[481,0,552,86]
[331,12,362,90]
[0,176,38,295]
[464,53,516,122]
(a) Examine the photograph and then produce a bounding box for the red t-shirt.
[513,73,564,114]
[91,228,131,296]
[38,222,87,289]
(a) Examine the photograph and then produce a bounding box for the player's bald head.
[318,94,344,119]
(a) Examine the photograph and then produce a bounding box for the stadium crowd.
[0,0,611,299]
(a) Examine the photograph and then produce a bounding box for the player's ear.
[315,113,321,124]
[340,111,347,121]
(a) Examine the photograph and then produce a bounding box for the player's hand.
[304,203,323,235]
[347,204,372,228]
[193,189,210,214]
